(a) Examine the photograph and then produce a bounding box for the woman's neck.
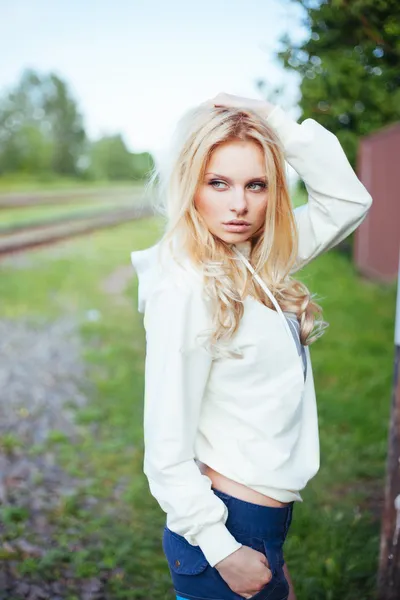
[231,239,252,258]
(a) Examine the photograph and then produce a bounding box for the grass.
[0,215,396,599]
[0,174,144,193]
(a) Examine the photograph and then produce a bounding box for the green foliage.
[87,134,154,181]
[0,506,29,524]
[0,69,86,177]
[269,0,400,168]
[0,432,22,455]
[0,68,155,182]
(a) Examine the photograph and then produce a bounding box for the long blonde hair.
[146,102,328,356]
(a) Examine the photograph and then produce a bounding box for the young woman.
[130,92,372,600]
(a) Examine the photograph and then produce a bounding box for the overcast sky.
[2,0,307,162]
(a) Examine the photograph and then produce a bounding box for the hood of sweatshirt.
[130,242,163,313]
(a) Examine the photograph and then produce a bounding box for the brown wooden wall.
[354,121,400,283]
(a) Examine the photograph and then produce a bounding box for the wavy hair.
[145,102,328,357]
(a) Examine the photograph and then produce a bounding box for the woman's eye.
[209,180,227,189]
[208,180,266,191]
[248,182,267,191]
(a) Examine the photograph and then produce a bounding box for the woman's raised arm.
[264,104,373,273]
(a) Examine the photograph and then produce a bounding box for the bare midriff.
[198,462,290,507]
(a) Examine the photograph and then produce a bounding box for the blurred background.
[0,1,399,599]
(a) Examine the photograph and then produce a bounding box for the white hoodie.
[130,104,373,568]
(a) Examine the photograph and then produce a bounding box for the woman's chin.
[215,231,253,244]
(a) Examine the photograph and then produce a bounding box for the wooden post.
[377,247,400,599]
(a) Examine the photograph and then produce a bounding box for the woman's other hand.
[214,544,273,599]
[204,92,276,119]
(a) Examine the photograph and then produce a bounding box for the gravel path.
[0,315,113,599]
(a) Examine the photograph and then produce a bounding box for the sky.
[1,0,307,163]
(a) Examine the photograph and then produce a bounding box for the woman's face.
[194,139,269,244]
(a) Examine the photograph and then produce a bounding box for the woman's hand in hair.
[214,544,273,599]
[204,92,276,119]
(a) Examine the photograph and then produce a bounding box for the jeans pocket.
[162,527,227,600]
[162,526,209,575]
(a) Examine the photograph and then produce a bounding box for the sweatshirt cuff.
[194,521,243,568]
[265,104,302,148]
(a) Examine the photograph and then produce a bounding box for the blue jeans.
[162,486,294,600]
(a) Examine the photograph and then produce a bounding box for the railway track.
[0,186,139,209]
[0,204,154,257]
[0,201,140,235]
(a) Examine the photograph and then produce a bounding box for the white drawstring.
[231,245,294,343]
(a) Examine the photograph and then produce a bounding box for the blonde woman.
[130,93,372,600]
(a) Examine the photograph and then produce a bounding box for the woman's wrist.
[194,520,243,567]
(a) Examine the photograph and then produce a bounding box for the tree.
[0,68,87,176]
[87,134,154,181]
[43,72,87,175]
[0,68,155,182]
[263,0,400,169]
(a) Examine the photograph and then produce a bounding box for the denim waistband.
[212,486,294,540]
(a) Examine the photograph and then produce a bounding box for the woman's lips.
[222,222,251,233]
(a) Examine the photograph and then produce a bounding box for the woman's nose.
[229,187,248,213]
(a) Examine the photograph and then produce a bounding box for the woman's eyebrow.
[205,172,267,182]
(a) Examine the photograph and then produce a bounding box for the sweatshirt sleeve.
[265,105,373,273]
[142,279,243,568]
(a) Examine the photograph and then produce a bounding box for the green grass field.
[0,215,396,599]
[0,175,142,193]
